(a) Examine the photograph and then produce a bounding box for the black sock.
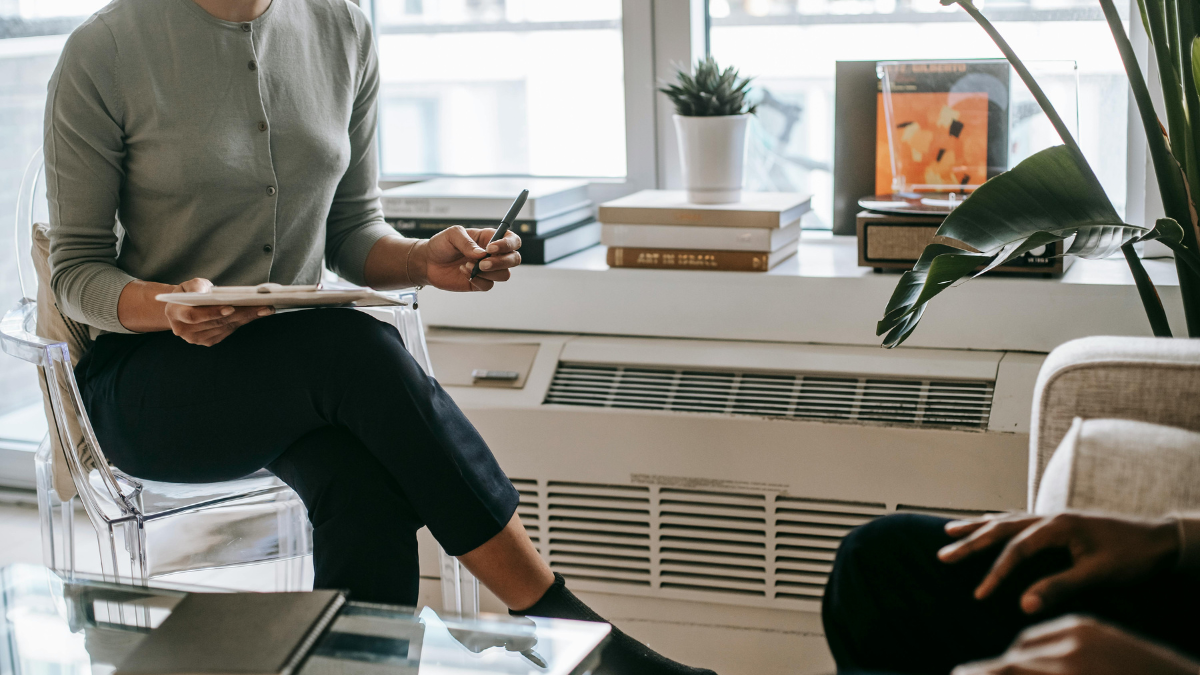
[512,573,717,675]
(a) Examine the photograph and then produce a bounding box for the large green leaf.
[877,145,1155,348]
[933,145,1126,253]
[878,245,990,348]
[1193,37,1200,98]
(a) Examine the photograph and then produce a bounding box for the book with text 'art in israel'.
[381,178,599,263]
[599,190,810,272]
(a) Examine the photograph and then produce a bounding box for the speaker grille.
[544,364,994,430]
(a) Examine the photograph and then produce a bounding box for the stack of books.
[380,178,600,264]
[599,191,812,271]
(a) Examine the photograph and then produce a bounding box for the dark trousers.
[822,513,1200,675]
[76,308,520,605]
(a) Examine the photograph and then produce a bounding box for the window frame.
[369,0,1148,220]
[369,0,663,204]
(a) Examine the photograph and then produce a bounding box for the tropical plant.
[660,56,758,117]
[876,0,1200,348]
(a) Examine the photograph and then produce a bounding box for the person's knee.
[826,514,953,614]
[838,513,951,567]
[824,514,956,665]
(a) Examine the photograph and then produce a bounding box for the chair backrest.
[1028,335,1200,507]
[31,222,97,500]
[3,149,132,515]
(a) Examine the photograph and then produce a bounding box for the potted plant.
[875,0,1200,347]
[660,56,758,204]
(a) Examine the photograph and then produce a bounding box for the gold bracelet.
[404,239,424,291]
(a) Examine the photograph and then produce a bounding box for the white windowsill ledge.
[418,232,1185,354]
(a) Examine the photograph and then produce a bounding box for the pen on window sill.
[469,189,528,280]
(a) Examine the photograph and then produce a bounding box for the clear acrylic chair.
[4,149,478,613]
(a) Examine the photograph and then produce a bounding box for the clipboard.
[156,283,410,309]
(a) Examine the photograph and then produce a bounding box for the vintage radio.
[856,210,1070,275]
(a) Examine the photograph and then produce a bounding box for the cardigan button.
[263,244,273,253]
[266,185,276,196]
[248,60,257,71]
[258,121,267,132]
[241,23,251,32]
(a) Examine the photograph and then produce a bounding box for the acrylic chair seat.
[6,288,479,610]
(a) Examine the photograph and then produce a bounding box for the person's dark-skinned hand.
[408,225,522,292]
[164,278,274,347]
[952,615,1200,675]
[936,511,1180,614]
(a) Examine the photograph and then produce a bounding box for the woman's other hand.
[952,615,1200,675]
[164,278,273,347]
[937,512,1180,614]
[413,226,522,292]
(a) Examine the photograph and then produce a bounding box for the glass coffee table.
[0,564,610,675]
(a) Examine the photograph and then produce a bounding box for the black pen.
[470,189,528,280]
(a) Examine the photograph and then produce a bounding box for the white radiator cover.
[427,329,1043,613]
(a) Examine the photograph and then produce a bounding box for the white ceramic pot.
[673,113,750,204]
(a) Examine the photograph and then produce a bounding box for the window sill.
[418,233,1184,353]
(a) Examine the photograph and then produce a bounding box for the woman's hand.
[164,278,273,347]
[952,615,1200,675]
[937,512,1180,614]
[410,226,522,292]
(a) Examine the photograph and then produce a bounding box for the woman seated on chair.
[45,1,711,674]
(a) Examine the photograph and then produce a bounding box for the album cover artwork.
[874,61,1010,195]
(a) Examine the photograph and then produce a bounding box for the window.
[365,0,628,179]
[708,0,1131,228]
[0,3,109,460]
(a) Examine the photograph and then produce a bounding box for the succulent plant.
[659,56,758,117]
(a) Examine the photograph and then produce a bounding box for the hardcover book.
[388,203,595,238]
[520,219,601,264]
[598,190,811,229]
[115,590,345,675]
[606,241,798,272]
[381,178,589,220]
[602,221,800,253]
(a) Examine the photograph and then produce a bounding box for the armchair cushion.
[1034,417,1200,517]
[1028,336,1200,507]
[32,222,96,500]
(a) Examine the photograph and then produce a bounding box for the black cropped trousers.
[76,308,520,605]
[822,513,1200,675]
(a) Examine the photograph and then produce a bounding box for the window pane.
[372,0,627,177]
[1,2,106,444]
[709,1,1129,228]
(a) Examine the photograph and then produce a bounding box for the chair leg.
[439,546,480,616]
[63,498,75,574]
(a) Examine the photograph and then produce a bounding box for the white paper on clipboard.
[156,283,410,309]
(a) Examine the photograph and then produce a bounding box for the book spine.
[382,198,516,220]
[280,594,346,675]
[601,224,776,251]
[598,206,780,229]
[606,247,774,271]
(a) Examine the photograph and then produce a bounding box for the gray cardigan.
[44,0,396,334]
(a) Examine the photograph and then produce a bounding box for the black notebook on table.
[116,590,345,675]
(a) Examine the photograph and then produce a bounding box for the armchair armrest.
[1035,418,1200,516]
[1028,336,1200,507]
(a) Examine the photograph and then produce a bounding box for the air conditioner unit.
[417,328,1044,673]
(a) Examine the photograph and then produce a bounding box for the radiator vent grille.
[544,364,994,430]
[512,479,991,608]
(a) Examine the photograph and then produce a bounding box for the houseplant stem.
[1100,0,1200,335]
[1123,245,1175,336]
[960,0,1178,336]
